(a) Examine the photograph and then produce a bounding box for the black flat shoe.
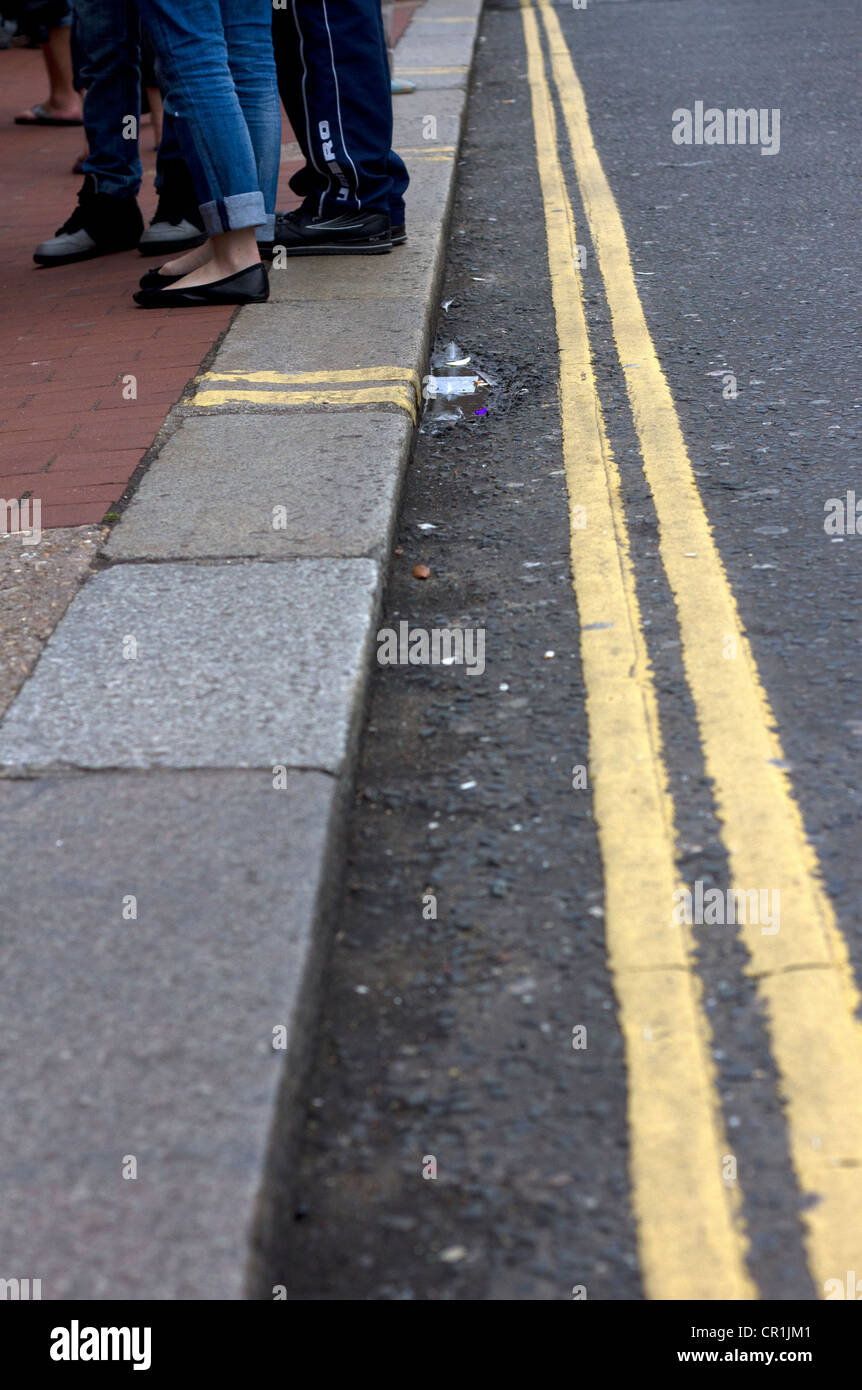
[138,267,183,289]
[133,261,269,308]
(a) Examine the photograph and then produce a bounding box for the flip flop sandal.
[15,104,83,127]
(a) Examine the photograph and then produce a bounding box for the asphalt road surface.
[275,0,862,1301]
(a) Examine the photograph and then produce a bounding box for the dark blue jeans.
[272,0,409,223]
[134,0,280,237]
[72,0,194,199]
[74,0,158,197]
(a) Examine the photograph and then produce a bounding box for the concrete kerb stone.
[0,769,345,1301]
[0,559,381,775]
[104,411,414,562]
[392,14,479,87]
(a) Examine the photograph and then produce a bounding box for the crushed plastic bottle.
[421,341,493,427]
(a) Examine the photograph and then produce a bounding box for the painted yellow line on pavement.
[200,366,421,396]
[394,66,467,74]
[538,0,862,1295]
[521,1,753,1301]
[190,384,418,424]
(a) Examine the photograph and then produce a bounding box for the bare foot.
[17,100,82,122]
[159,230,257,290]
[168,258,258,290]
[158,241,213,277]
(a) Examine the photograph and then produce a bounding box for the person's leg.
[222,0,280,243]
[73,0,141,198]
[33,0,145,265]
[270,0,408,254]
[271,3,326,213]
[372,0,409,230]
[137,96,207,260]
[133,0,273,294]
[139,23,162,146]
[381,0,415,94]
[41,21,81,118]
[15,4,82,123]
[136,0,269,264]
[144,0,278,281]
[291,0,395,214]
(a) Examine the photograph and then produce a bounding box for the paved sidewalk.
[0,4,423,523]
[0,49,240,528]
[0,0,481,1299]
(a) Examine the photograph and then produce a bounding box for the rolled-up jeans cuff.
[200,192,267,236]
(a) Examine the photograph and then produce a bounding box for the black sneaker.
[34,176,144,266]
[391,223,407,246]
[138,161,206,257]
[264,208,392,258]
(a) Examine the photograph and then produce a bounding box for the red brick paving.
[390,1,423,46]
[0,48,301,529]
[1,10,423,530]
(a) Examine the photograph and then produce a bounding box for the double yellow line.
[188,366,421,424]
[523,0,862,1298]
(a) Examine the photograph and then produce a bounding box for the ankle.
[211,250,261,278]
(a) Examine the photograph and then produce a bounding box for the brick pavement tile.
[92,392,183,412]
[70,417,168,447]
[0,454,53,477]
[65,354,150,376]
[49,367,126,390]
[2,50,302,526]
[45,443,145,467]
[40,503,111,527]
[0,422,79,445]
[1,364,59,386]
[0,473,51,496]
[35,484,123,504]
[16,390,100,417]
[3,342,78,364]
[48,465,143,486]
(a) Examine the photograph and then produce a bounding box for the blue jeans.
[272,0,409,223]
[134,0,280,238]
[74,0,141,198]
[72,0,187,198]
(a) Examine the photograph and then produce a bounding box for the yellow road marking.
[394,66,467,74]
[200,366,421,396]
[538,0,862,1294]
[190,384,418,424]
[521,0,753,1300]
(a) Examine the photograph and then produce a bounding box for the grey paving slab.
[0,769,340,1299]
[393,17,478,84]
[104,412,412,562]
[392,90,464,147]
[392,63,470,92]
[0,560,379,774]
